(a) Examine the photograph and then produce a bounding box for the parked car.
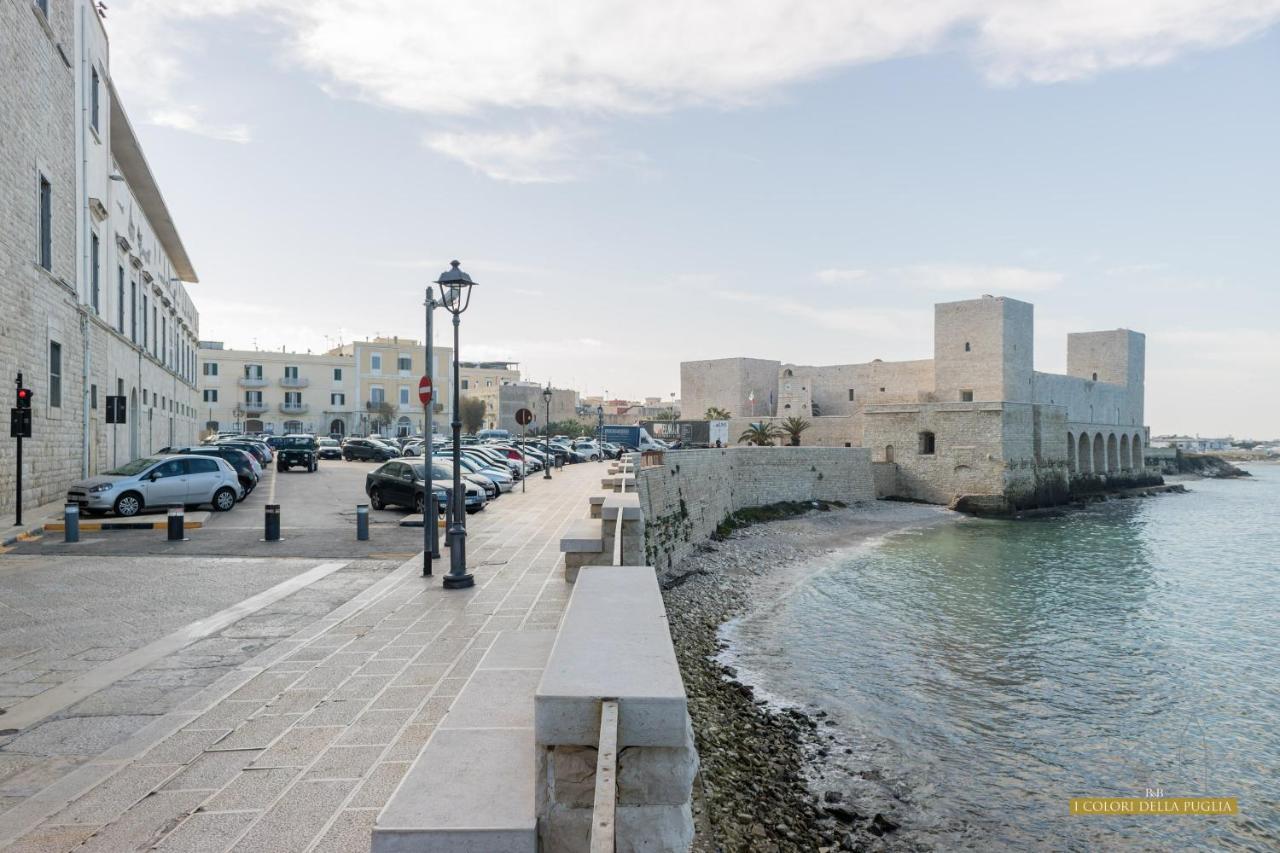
[343,437,400,462]
[168,446,259,497]
[365,460,479,514]
[66,455,242,517]
[316,438,343,460]
[438,458,506,498]
[216,439,272,466]
[571,440,603,461]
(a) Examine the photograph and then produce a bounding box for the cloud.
[423,126,590,183]
[148,109,252,143]
[713,288,930,337]
[893,264,1063,293]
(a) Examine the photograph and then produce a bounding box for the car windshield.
[105,457,162,476]
[319,439,338,446]
[279,437,316,449]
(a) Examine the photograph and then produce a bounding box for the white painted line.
[0,560,350,732]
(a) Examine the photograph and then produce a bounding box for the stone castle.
[681,295,1150,512]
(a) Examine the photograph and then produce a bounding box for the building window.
[116,265,125,331]
[152,306,157,355]
[203,362,218,376]
[371,354,381,371]
[90,384,97,409]
[848,389,855,402]
[245,364,262,379]
[461,379,469,390]
[397,356,412,371]
[964,342,971,352]
[879,387,885,393]
[143,389,148,404]
[960,390,973,402]
[370,386,384,404]
[38,174,52,271]
[285,392,302,407]
[333,368,342,381]
[1092,372,1098,381]
[130,279,137,341]
[284,365,299,379]
[399,387,410,406]
[49,341,62,407]
[89,232,100,312]
[245,391,262,404]
[331,392,345,406]
[918,431,936,456]
[203,390,218,403]
[90,67,100,132]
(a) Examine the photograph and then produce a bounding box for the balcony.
[279,403,310,415]
[239,375,268,388]
[279,376,310,388]
[240,402,269,415]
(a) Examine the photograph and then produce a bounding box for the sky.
[101,1,1280,437]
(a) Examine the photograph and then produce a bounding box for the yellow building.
[329,337,454,437]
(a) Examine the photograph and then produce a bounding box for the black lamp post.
[543,384,553,480]
[435,260,476,590]
[596,405,604,462]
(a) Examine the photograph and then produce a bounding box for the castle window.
[960,390,973,402]
[964,342,970,352]
[879,387,885,393]
[1092,372,1098,381]
[848,389,855,401]
[918,431,936,456]
[783,369,793,377]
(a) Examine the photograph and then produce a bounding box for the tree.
[705,406,731,420]
[544,420,587,438]
[738,422,782,446]
[780,416,812,446]
[654,408,680,422]
[366,400,396,434]
[459,396,487,434]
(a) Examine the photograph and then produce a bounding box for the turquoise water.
[728,466,1279,851]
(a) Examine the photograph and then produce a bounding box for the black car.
[216,440,272,466]
[344,438,399,462]
[170,446,259,497]
[316,438,343,460]
[277,435,319,472]
[365,460,447,514]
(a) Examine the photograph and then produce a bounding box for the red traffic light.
[16,387,33,408]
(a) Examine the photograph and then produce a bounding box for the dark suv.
[343,438,399,462]
[276,434,319,472]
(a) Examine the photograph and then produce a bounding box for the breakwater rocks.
[1177,453,1251,478]
[661,504,946,852]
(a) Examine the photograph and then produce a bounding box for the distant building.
[1150,435,1231,453]
[681,295,1150,511]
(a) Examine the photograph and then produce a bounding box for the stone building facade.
[198,338,454,438]
[2,0,200,518]
[680,296,1150,511]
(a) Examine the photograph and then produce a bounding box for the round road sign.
[515,408,535,426]
[418,376,433,406]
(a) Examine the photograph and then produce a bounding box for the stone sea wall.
[636,447,875,570]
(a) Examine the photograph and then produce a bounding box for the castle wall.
[680,357,780,420]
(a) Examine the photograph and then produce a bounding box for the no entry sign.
[515,408,535,426]
[418,376,433,406]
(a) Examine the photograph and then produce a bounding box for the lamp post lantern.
[543,384,553,480]
[435,260,477,590]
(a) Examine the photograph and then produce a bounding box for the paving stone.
[201,767,297,812]
[225,672,299,703]
[322,652,373,669]
[47,763,181,824]
[330,674,394,701]
[369,685,431,711]
[289,666,357,692]
[154,810,257,852]
[336,709,412,746]
[383,723,436,763]
[76,789,207,853]
[162,750,259,791]
[297,699,367,728]
[250,725,343,769]
[3,715,156,756]
[432,677,469,698]
[261,688,328,715]
[411,697,453,726]
[140,728,230,766]
[6,824,97,853]
[210,714,300,751]
[0,753,43,785]
[352,658,403,676]
[347,761,410,808]
[391,664,449,687]
[186,700,259,732]
[229,778,357,853]
[304,745,384,780]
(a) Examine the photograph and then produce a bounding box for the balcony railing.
[279,376,310,388]
[241,401,269,414]
[279,403,310,415]
[238,375,268,388]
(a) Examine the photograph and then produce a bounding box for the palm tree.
[780,416,812,446]
[738,422,781,446]
[705,406,731,420]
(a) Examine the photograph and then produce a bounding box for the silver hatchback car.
[67,455,243,517]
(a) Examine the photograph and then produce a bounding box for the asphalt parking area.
[7,459,458,559]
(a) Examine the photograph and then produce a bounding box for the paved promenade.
[0,462,602,852]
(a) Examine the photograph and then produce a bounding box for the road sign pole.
[424,290,439,574]
[14,372,23,527]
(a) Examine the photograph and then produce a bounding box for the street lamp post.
[596,405,604,463]
[543,384,553,480]
[435,261,477,590]
[423,286,440,576]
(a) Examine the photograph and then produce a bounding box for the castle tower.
[1066,329,1145,424]
[933,295,1034,403]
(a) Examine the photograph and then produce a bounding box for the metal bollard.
[167,505,187,542]
[264,503,281,542]
[64,503,80,543]
[356,504,369,541]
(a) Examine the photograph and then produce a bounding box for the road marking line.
[0,560,350,733]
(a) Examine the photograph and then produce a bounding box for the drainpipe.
[78,1,92,477]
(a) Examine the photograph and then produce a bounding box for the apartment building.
[1,0,200,515]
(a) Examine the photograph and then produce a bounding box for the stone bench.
[535,566,695,852]
[559,518,605,583]
[373,630,557,853]
[588,495,606,519]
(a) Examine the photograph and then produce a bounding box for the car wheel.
[278,463,288,472]
[343,453,351,461]
[369,488,385,510]
[414,493,425,514]
[212,487,236,512]
[114,492,143,517]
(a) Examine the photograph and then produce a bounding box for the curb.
[42,519,205,533]
[1,524,44,548]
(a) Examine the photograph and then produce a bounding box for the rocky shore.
[659,502,953,852]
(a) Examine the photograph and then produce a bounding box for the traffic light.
[16,387,32,409]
